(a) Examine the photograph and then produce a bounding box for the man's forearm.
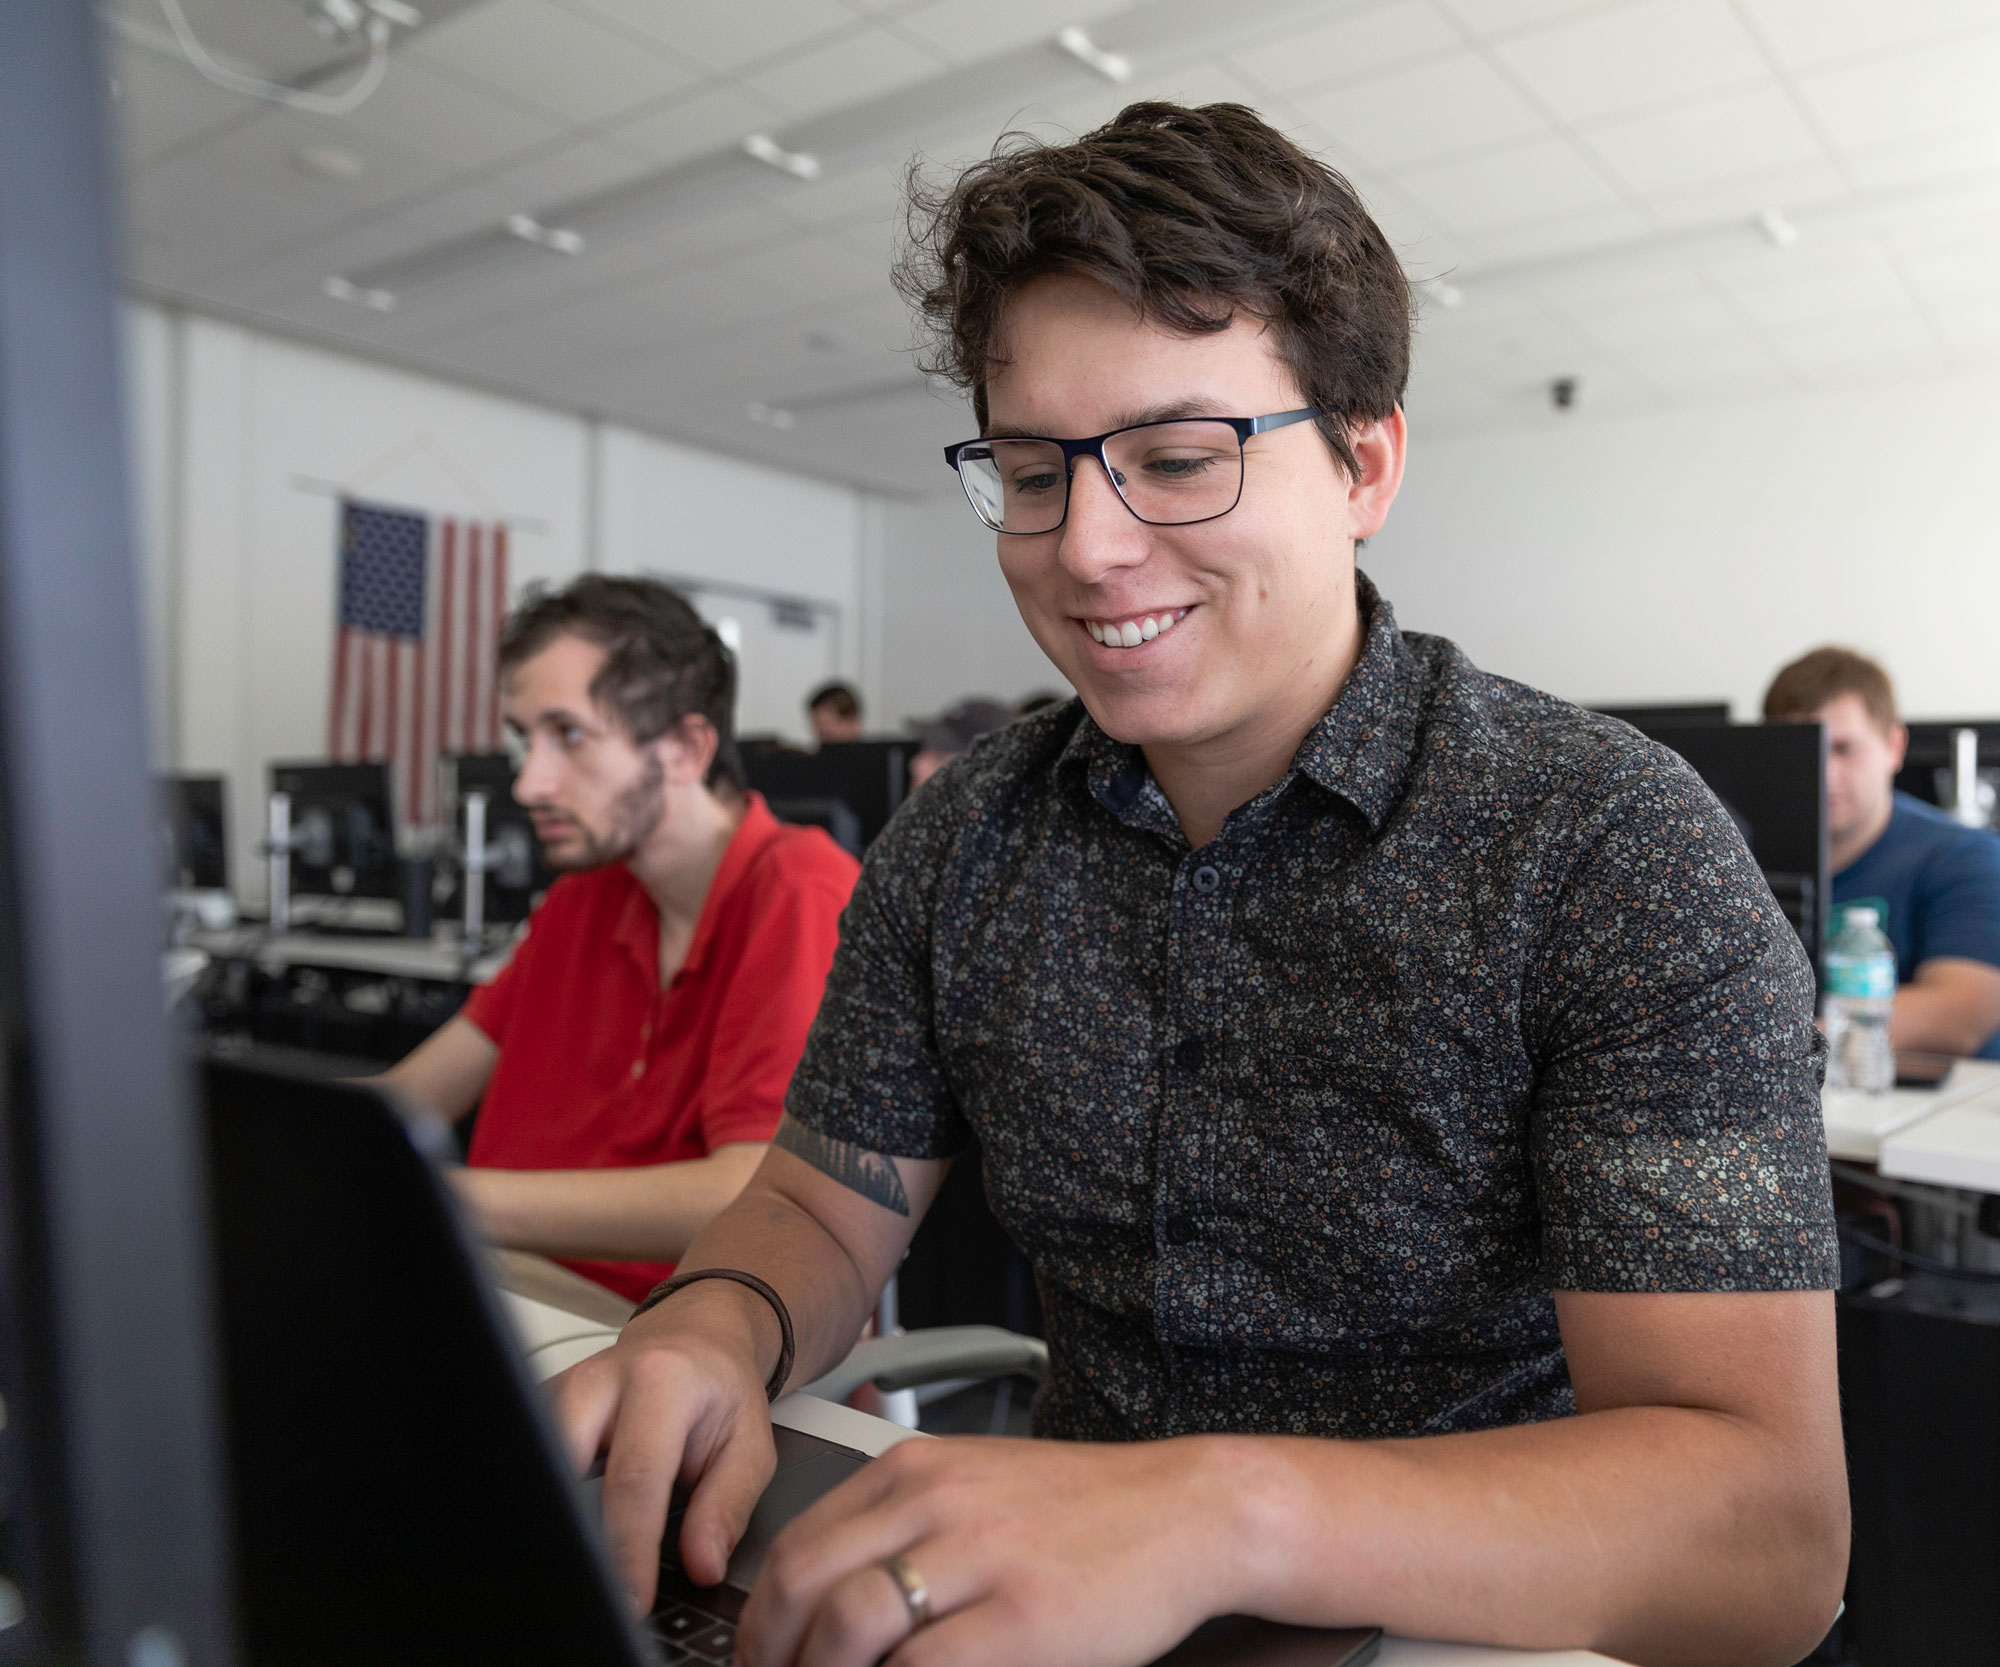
[455,1146,764,1263]
[1891,976,2000,1056]
[1199,1403,1845,1667]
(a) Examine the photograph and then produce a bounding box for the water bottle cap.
[1848,907,1879,929]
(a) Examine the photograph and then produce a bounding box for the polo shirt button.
[1165,1215,1197,1246]
[630,1061,644,1079]
[1192,865,1221,894]
[1174,1034,1207,1072]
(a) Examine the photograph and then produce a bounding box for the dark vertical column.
[0,2,236,1662]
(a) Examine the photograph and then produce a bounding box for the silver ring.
[883,1553,932,1631]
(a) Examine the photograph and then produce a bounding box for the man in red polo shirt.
[378,575,859,1303]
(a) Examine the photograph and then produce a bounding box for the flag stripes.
[328,501,508,835]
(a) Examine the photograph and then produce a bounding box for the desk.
[1821,1058,2000,1161]
[492,1257,1625,1667]
[1878,1063,2000,1191]
[186,925,513,985]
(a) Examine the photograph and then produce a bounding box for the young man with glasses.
[379,576,859,1301]
[555,105,1845,1665]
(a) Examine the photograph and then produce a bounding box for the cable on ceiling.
[153,0,409,116]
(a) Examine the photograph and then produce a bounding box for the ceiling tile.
[315,57,564,172]
[1896,242,2000,314]
[1432,0,1625,39]
[559,0,860,74]
[1638,162,1852,233]
[1927,303,2000,360]
[1842,131,2000,195]
[893,0,1128,67]
[1609,334,1791,398]
[1797,29,2000,158]
[1734,0,2000,74]
[606,87,790,170]
[1491,0,1768,125]
[107,43,251,170]
[1763,309,1946,384]
[1295,48,1549,169]
[1396,135,1625,232]
[1452,200,1650,265]
[1580,85,1827,199]
[475,139,666,217]
[404,0,695,126]
[741,24,947,121]
[1224,2,1462,99]
[1564,281,1753,348]
[1718,249,1912,334]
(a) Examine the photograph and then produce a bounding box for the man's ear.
[1887,722,1909,773]
[659,714,721,786]
[1345,406,1407,542]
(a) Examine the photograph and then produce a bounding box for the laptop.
[199,1057,1379,1666]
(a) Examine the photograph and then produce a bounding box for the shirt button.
[1165,1215,1198,1246]
[1192,865,1222,894]
[630,1061,644,1079]
[1174,1034,1207,1072]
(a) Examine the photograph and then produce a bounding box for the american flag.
[328,499,509,833]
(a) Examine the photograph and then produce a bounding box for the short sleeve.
[785,778,970,1159]
[696,857,856,1150]
[1911,829,2000,971]
[1527,747,1839,1294]
[460,922,532,1044]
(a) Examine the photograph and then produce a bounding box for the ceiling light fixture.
[741,134,822,182]
[1756,208,1800,250]
[323,275,397,312]
[292,142,368,181]
[747,402,797,430]
[1418,278,1465,310]
[156,0,418,115]
[1055,25,1132,84]
[504,213,586,256]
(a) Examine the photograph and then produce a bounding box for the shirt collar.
[1055,570,1422,835]
[611,792,785,986]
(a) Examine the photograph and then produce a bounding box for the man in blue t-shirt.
[1767,646,2000,1060]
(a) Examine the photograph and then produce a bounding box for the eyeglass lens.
[957,420,1246,534]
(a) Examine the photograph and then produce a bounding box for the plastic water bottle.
[1823,907,1897,1095]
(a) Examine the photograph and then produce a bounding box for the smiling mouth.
[1082,607,1192,649]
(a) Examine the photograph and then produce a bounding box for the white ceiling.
[106,0,2000,497]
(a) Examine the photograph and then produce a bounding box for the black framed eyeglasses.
[942,406,1321,535]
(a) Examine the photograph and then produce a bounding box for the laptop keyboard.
[650,1563,743,1664]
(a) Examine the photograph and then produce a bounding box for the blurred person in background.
[1766,646,2000,1059]
[807,680,864,744]
[907,696,1015,789]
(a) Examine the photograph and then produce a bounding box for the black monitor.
[0,0,237,1652]
[1645,724,1830,973]
[159,771,228,891]
[1593,702,1732,733]
[742,738,915,848]
[445,752,551,924]
[1895,720,2000,813]
[269,760,399,903]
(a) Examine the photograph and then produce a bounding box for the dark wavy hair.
[895,101,1412,479]
[497,574,743,793]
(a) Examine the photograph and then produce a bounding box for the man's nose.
[1053,455,1150,583]
[512,742,556,804]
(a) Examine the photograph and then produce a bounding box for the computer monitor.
[1895,720,2000,820]
[1593,702,1732,732]
[159,771,228,891]
[742,738,915,848]
[0,0,236,1651]
[268,760,399,904]
[444,752,550,925]
[1644,724,1830,972]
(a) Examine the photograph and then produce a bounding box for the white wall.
[1372,366,2000,721]
[873,496,1071,729]
[126,302,872,903]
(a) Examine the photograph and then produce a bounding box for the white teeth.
[1118,621,1143,647]
[1156,611,1177,634]
[1086,620,1105,643]
[1140,617,1159,640]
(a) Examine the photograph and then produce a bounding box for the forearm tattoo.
[773,1117,910,1216]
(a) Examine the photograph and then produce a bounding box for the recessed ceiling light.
[742,133,821,182]
[748,402,797,430]
[504,213,586,256]
[1055,26,1131,85]
[1756,208,1800,250]
[323,275,397,312]
[292,143,368,182]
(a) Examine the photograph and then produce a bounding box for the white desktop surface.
[1878,1062,2000,1191]
[185,924,512,984]
[1821,1058,2000,1161]
[496,1269,1624,1667]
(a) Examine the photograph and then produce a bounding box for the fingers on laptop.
[680,1417,778,1589]
[546,1352,620,1477]
[601,1377,706,1611]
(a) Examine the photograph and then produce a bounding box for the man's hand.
[737,1436,1242,1667]
[1891,956,2000,1057]
[551,1279,786,1608]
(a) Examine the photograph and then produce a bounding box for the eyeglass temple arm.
[1244,406,1322,437]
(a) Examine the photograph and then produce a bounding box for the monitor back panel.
[200,1059,648,1667]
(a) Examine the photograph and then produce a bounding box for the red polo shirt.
[461,794,858,1301]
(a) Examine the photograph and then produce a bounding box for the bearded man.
[379,575,859,1302]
